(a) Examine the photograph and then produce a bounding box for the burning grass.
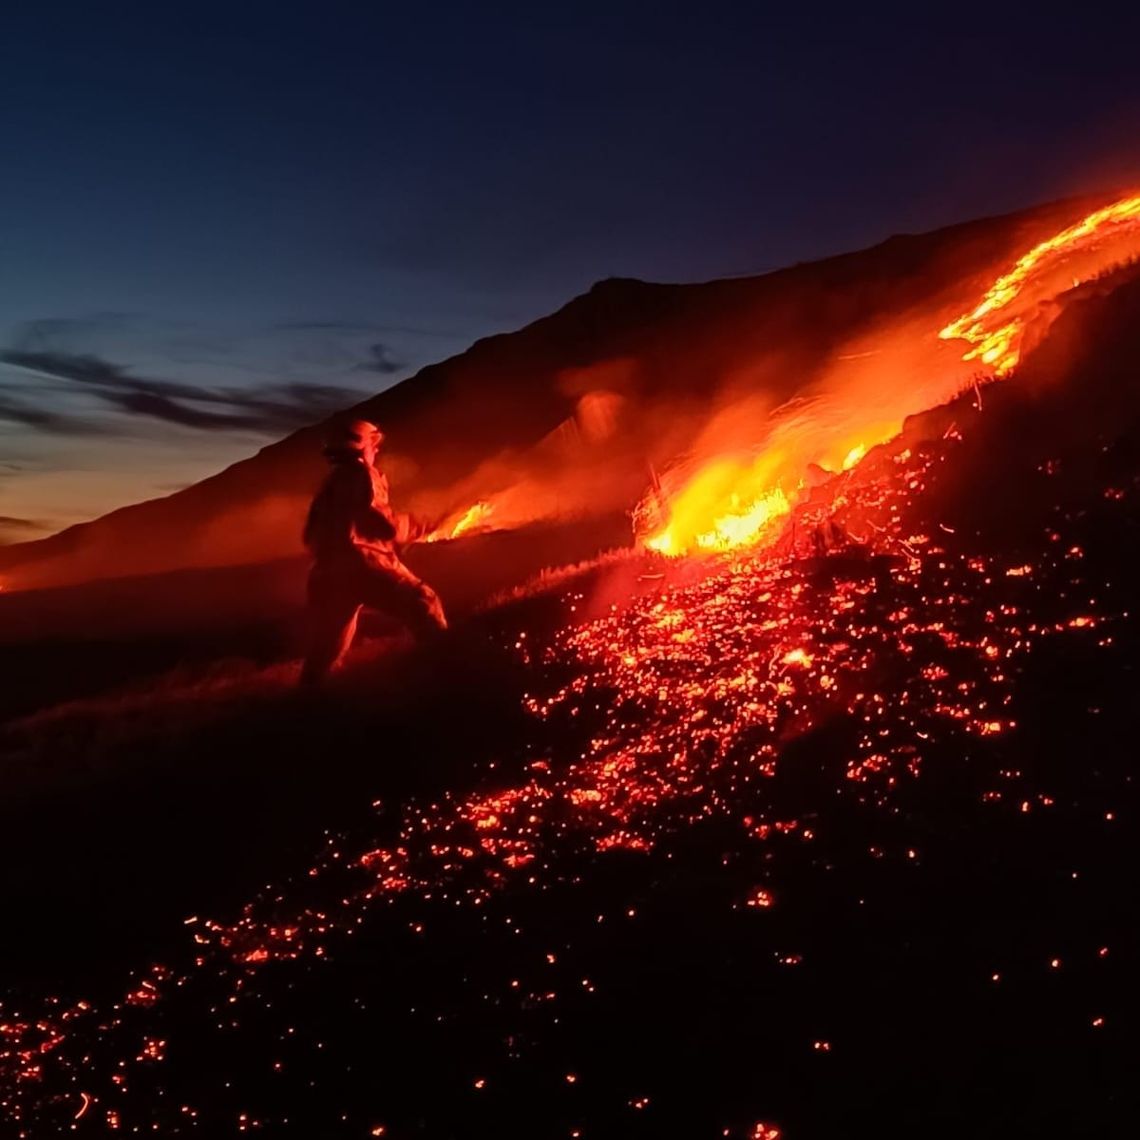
[637,192,1140,560]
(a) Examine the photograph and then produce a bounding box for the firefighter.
[300,417,447,685]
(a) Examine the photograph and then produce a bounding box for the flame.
[939,193,1140,375]
[643,454,794,556]
[425,500,495,543]
[695,486,791,552]
[448,500,493,538]
[643,192,1140,558]
[642,433,871,558]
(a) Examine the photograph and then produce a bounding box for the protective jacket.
[303,454,420,564]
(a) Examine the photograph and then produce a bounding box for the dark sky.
[2,1,1139,536]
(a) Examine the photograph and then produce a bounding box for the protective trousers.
[301,551,447,685]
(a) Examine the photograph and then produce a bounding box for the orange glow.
[425,500,495,543]
[642,448,797,557]
[646,472,791,557]
[641,193,1140,558]
[640,429,885,558]
[448,500,493,538]
[939,193,1140,375]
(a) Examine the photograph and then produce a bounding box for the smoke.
[402,278,986,553]
[419,188,1140,559]
[413,361,647,540]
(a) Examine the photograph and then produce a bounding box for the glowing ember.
[751,1126,782,1140]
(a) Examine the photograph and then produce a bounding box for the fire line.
[641,192,1140,558]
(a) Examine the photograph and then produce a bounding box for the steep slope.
[0,195,1106,591]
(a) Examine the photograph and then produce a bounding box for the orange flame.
[641,431,873,558]
[939,193,1140,375]
[425,500,495,543]
[448,500,493,538]
[643,192,1140,558]
[646,476,790,557]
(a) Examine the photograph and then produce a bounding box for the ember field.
[2,275,1140,1138]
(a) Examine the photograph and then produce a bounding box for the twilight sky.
[2,1,1139,541]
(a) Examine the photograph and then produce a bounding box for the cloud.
[0,390,104,435]
[273,319,467,341]
[357,342,404,375]
[0,349,366,435]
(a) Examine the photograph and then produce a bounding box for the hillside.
[2,255,1140,1138]
[0,194,1106,593]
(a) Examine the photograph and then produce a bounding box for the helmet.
[325,417,384,453]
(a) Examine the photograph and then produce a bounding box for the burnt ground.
[3,295,1140,1137]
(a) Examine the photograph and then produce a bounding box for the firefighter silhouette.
[301,418,446,684]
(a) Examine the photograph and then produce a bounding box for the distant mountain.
[0,195,1107,592]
